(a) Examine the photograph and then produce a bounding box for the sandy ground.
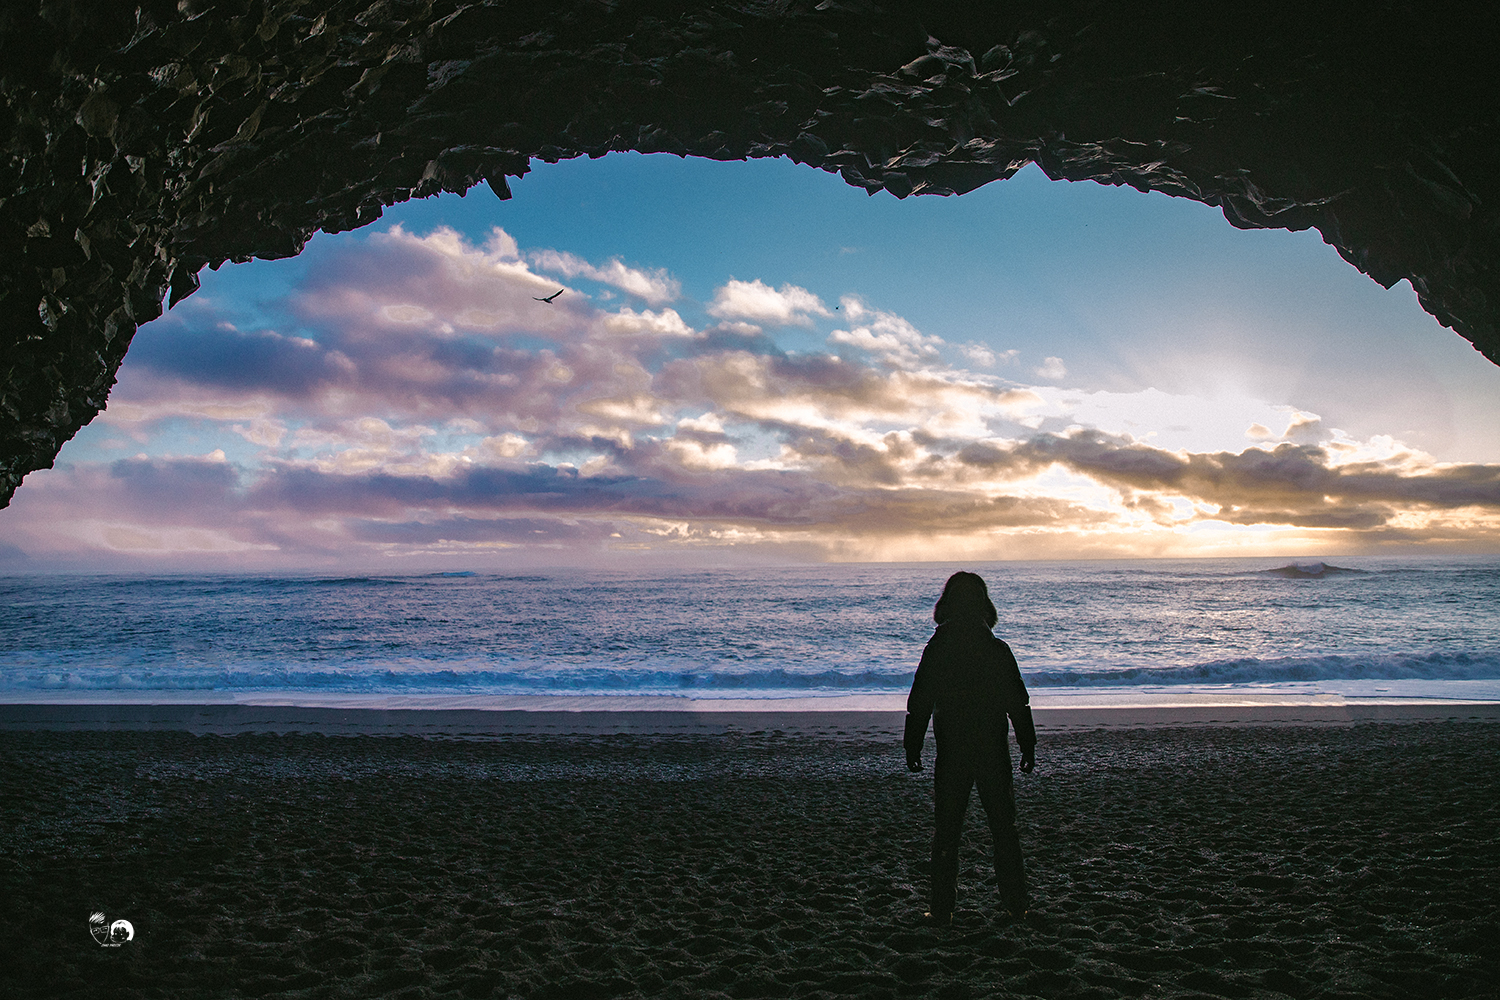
[3,717,1498,999]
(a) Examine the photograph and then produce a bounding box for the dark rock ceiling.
[2,0,1496,506]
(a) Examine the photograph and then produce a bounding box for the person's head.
[933,571,998,628]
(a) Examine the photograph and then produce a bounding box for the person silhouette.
[904,571,1036,924]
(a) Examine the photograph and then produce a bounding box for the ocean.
[3,557,1499,709]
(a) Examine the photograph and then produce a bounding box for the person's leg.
[931,753,973,919]
[976,749,1028,915]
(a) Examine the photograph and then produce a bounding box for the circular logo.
[89,912,134,947]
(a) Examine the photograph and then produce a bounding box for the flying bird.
[533,288,565,303]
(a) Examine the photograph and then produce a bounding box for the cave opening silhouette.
[3,0,1494,505]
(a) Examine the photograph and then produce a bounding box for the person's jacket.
[904,615,1036,760]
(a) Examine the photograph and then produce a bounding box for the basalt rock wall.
[2,0,1496,505]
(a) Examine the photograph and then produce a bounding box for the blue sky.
[5,154,1500,568]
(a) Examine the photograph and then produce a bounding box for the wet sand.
[3,711,1498,999]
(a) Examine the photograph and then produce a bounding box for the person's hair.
[933,571,998,628]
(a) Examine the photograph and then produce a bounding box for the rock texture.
[2,0,1496,505]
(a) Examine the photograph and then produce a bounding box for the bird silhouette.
[533,288,565,303]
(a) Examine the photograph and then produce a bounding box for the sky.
[4,153,1500,570]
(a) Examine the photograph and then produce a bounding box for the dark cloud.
[348,341,576,419]
[248,462,841,526]
[128,318,347,396]
[1212,507,1393,529]
[256,462,1099,538]
[692,324,784,356]
[45,452,1083,551]
[108,455,242,512]
[958,429,1500,528]
[768,424,911,486]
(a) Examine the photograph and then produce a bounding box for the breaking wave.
[1022,651,1500,686]
[4,651,1498,697]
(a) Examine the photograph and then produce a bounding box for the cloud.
[598,307,695,339]
[959,342,997,367]
[707,279,832,326]
[1036,356,1067,381]
[286,224,586,344]
[658,351,1040,440]
[528,248,680,305]
[705,320,764,338]
[1282,410,1323,442]
[957,343,1017,368]
[828,296,944,367]
[233,418,288,448]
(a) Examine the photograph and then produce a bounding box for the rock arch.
[3,0,1495,503]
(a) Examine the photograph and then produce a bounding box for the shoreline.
[3,698,1498,736]
[3,678,1495,716]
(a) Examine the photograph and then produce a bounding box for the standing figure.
[905,571,1036,923]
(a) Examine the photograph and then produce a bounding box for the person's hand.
[1020,750,1035,774]
[907,754,923,772]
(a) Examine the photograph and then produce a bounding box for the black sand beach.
[3,708,1498,999]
